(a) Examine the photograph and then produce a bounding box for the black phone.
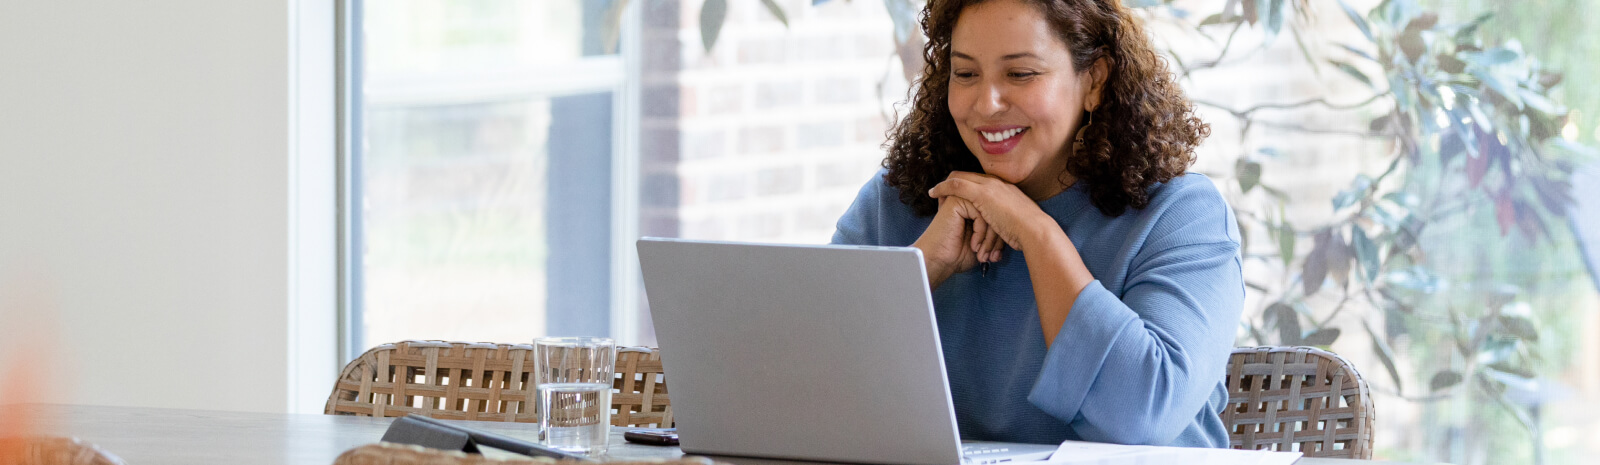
[622,428,679,446]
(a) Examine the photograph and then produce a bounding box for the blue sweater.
[831,171,1242,448]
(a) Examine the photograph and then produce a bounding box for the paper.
[1030,440,1302,465]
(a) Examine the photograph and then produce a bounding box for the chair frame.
[325,340,671,427]
[1222,346,1374,459]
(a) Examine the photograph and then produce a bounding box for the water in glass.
[539,382,613,455]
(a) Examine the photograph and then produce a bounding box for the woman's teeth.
[981,128,1025,142]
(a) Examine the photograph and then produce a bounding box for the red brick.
[738,125,786,155]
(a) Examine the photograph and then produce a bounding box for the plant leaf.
[1351,224,1380,282]
[1438,54,1466,74]
[1468,127,1495,188]
[1369,113,1393,133]
[1236,158,1262,193]
[1265,302,1302,345]
[1303,229,1331,296]
[1336,0,1372,40]
[1498,315,1539,342]
[1537,71,1564,89]
[1406,12,1439,33]
[760,0,790,28]
[699,0,728,53]
[1327,228,1352,290]
[1302,328,1341,346]
[1328,59,1374,88]
[1486,362,1535,380]
[1200,13,1242,26]
[1332,174,1373,210]
[1338,42,1376,62]
[1430,370,1463,391]
[1262,0,1285,46]
[1518,88,1559,115]
[1277,222,1296,267]
[1466,48,1520,67]
[1455,12,1493,43]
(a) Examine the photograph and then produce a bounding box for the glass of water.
[533,336,616,455]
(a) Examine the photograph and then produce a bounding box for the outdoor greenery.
[1146,1,1595,463]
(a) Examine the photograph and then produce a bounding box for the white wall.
[0,0,336,413]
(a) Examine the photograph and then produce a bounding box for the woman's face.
[947,0,1103,199]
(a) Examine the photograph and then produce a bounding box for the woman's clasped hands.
[912,171,1059,288]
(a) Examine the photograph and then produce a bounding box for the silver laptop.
[637,238,1058,465]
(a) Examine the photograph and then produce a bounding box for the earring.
[1072,110,1095,154]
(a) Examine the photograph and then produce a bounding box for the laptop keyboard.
[962,445,1014,464]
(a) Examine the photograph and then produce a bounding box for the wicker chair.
[0,437,125,465]
[332,443,713,465]
[326,340,672,427]
[1222,346,1374,459]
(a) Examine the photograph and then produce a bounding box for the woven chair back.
[1222,346,1374,459]
[332,443,716,465]
[0,437,125,465]
[325,340,672,427]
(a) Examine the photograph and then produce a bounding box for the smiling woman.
[833,0,1240,449]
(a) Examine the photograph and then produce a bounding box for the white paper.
[1030,440,1302,465]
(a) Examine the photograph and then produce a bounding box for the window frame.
[335,0,645,365]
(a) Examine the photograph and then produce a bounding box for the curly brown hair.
[884,0,1209,217]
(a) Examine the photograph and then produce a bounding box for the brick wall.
[638,0,901,245]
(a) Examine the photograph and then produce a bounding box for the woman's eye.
[1009,71,1039,79]
[953,71,976,79]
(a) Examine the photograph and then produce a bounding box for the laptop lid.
[637,238,964,465]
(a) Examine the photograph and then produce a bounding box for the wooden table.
[11,404,1397,464]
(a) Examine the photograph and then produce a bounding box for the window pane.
[362,99,554,345]
[359,0,615,346]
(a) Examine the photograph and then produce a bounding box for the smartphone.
[623,428,679,446]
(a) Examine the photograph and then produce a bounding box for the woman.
[832,0,1242,448]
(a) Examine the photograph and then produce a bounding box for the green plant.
[1155,0,1594,463]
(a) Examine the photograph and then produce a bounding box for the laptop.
[637,238,1059,465]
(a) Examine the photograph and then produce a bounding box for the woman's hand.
[912,195,1000,289]
[928,171,1057,255]
[931,171,1096,346]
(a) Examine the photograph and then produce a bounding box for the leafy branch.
[1164,2,1589,451]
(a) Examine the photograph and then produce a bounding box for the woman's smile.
[976,125,1030,154]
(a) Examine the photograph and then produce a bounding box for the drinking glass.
[532,336,616,455]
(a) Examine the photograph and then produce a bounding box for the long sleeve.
[831,170,925,247]
[1026,182,1243,446]
[830,174,879,246]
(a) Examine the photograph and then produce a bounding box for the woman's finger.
[977,225,996,257]
[985,231,998,262]
[945,170,1001,185]
[971,216,989,258]
[928,177,978,200]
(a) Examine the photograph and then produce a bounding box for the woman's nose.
[974,81,1007,116]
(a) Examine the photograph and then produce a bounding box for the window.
[345,0,896,354]
[349,0,639,354]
